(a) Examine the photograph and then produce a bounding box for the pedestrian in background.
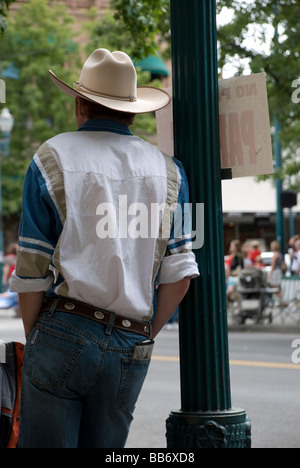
[2,242,17,290]
[248,241,261,265]
[268,240,284,287]
[225,239,244,273]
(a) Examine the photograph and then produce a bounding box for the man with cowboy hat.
[10,49,199,448]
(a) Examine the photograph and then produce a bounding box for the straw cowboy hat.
[49,48,171,114]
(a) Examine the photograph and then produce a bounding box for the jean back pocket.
[24,323,86,391]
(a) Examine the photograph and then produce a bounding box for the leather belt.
[41,298,151,339]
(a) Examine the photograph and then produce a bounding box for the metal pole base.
[166,409,251,449]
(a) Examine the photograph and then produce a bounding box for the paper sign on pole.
[218,73,273,178]
[156,87,174,156]
[156,74,274,178]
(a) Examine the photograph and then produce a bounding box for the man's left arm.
[10,155,63,337]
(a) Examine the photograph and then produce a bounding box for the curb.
[228,323,300,334]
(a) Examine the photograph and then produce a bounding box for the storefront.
[222,177,300,254]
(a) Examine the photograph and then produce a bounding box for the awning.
[136,55,169,77]
[1,63,19,80]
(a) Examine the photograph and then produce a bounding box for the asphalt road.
[1,313,300,448]
[127,329,300,449]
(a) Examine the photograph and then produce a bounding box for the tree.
[216,0,300,190]
[111,0,300,189]
[111,0,171,60]
[0,0,14,36]
[0,0,80,217]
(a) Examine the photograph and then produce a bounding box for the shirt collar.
[77,119,134,136]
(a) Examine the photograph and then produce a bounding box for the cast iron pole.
[166,0,251,448]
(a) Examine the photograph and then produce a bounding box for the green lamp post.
[166,0,251,448]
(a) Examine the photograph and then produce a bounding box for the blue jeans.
[18,310,152,448]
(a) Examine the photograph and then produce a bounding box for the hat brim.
[49,70,171,114]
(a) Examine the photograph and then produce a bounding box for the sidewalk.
[227,309,300,334]
[0,308,25,343]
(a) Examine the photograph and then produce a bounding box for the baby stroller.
[237,269,267,324]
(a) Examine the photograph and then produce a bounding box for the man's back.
[16,120,181,320]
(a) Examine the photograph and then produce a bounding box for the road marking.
[152,356,300,370]
[229,360,300,370]
[153,356,179,363]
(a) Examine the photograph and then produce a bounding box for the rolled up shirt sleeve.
[157,252,199,284]
[10,154,63,294]
[10,271,54,293]
[157,159,200,285]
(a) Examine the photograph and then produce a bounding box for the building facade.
[222,176,300,253]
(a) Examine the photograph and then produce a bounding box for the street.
[127,329,300,449]
[1,311,300,449]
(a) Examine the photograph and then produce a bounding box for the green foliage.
[83,7,136,57]
[0,0,80,216]
[112,0,300,190]
[216,0,300,190]
[0,0,14,36]
[110,0,171,60]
